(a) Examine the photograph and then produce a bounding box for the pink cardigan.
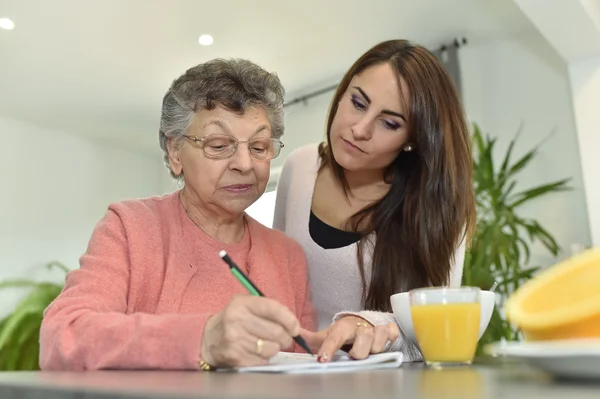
[39,191,316,371]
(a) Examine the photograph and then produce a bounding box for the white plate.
[485,339,600,380]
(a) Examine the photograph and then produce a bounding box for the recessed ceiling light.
[198,34,213,46]
[0,17,15,30]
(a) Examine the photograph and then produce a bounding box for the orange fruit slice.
[504,248,600,341]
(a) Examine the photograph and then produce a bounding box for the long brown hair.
[319,39,475,312]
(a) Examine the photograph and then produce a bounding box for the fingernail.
[317,353,329,363]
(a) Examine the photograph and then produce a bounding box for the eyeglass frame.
[182,134,285,160]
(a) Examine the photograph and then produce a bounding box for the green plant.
[463,123,571,352]
[0,261,68,371]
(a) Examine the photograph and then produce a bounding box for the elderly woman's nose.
[229,144,254,171]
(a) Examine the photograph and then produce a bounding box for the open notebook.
[228,351,404,374]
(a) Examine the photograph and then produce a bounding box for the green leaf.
[498,181,517,204]
[1,312,42,371]
[0,306,38,349]
[0,342,20,371]
[516,236,531,264]
[46,261,70,275]
[509,179,571,208]
[0,264,67,371]
[0,285,62,369]
[497,123,524,190]
[16,313,43,346]
[506,147,537,180]
[472,123,486,156]
[17,323,41,371]
[530,223,561,255]
[498,138,516,185]
[0,312,40,371]
[472,125,497,193]
[517,218,561,255]
[0,280,40,290]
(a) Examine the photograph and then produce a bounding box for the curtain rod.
[284,83,339,108]
[283,37,467,108]
[438,37,468,52]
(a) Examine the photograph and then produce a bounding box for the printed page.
[231,351,404,374]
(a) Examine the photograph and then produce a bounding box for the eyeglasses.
[183,134,284,160]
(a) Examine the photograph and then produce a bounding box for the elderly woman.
[39,58,315,371]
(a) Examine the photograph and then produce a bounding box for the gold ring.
[256,339,264,354]
[356,322,370,328]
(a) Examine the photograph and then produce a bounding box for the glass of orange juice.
[410,287,481,367]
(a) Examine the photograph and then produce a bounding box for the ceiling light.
[198,34,213,46]
[0,17,15,30]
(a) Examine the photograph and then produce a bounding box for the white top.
[273,144,466,361]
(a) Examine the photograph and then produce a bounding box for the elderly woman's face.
[170,105,272,216]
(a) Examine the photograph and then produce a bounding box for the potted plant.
[0,262,68,371]
[463,123,571,352]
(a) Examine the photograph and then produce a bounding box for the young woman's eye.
[382,119,401,130]
[350,95,366,110]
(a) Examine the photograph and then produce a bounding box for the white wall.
[568,56,600,246]
[160,169,181,195]
[0,116,163,317]
[273,92,332,170]
[460,32,591,264]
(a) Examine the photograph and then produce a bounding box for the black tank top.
[309,210,361,249]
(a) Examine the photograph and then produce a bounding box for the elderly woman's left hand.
[303,316,399,362]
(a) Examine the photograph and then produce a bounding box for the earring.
[403,143,414,152]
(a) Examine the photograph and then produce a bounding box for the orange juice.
[411,302,481,364]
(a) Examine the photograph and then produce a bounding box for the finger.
[318,323,355,363]
[349,326,375,360]
[370,325,390,353]
[299,327,327,352]
[240,335,281,360]
[246,297,300,336]
[244,316,294,350]
[387,322,400,343]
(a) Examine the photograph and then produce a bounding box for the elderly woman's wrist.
[199,343,216,370]
[198,314,219,370]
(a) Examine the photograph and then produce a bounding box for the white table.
[0,359,599,399]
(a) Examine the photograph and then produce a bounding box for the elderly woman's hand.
[200,294,300,368]
[310,316,400,362]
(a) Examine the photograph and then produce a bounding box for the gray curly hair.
[158,58,286,179]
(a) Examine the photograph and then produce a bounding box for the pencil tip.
[219,250,227,258]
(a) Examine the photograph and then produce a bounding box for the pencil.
[219,250,314,356]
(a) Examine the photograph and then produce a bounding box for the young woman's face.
[330,63,411,173]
